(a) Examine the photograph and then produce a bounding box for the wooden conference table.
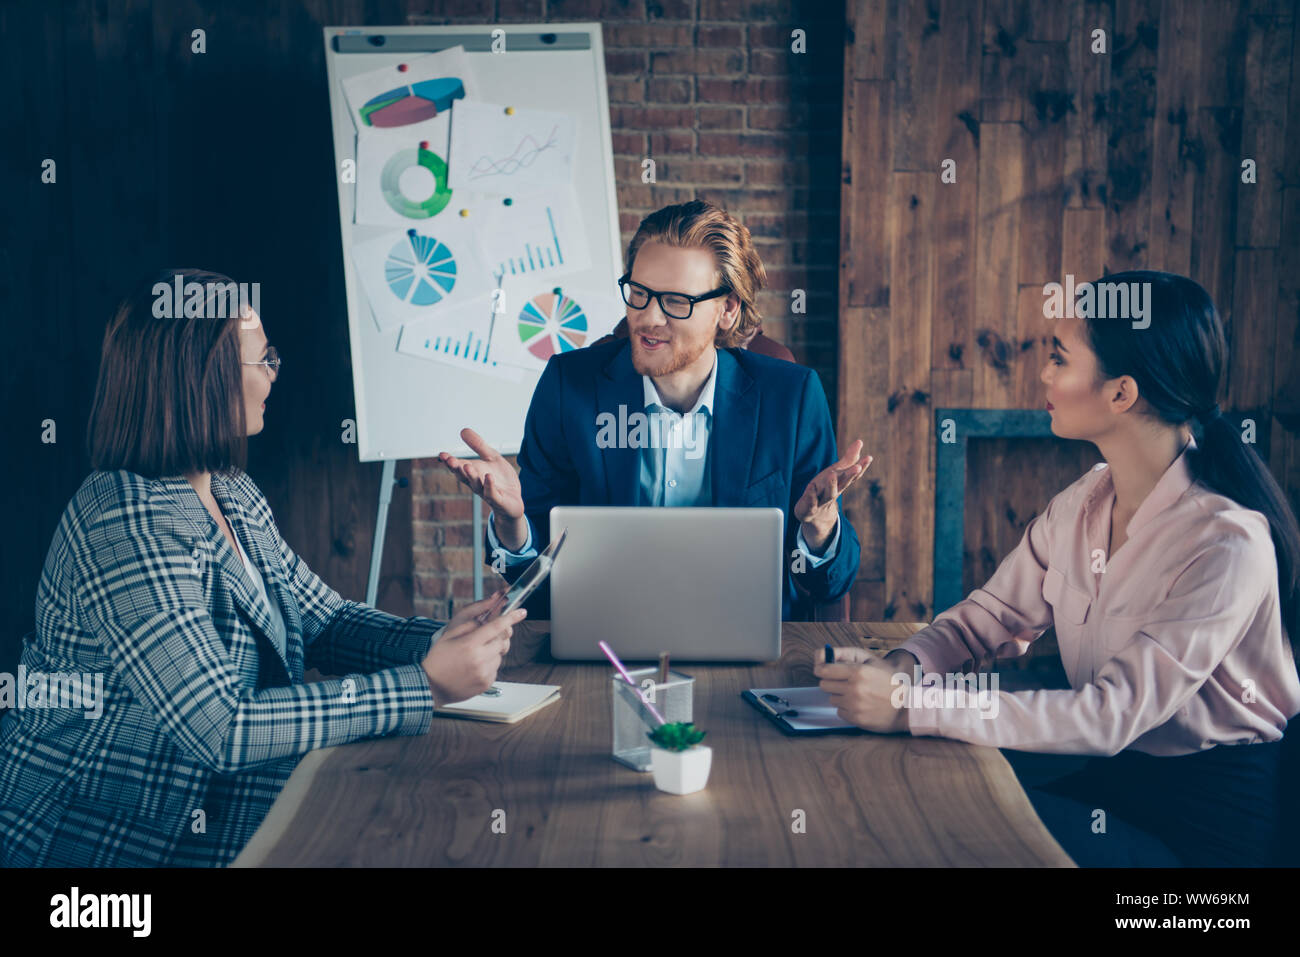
[233,622,1074,867]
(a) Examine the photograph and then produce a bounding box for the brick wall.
[409,1,845,620]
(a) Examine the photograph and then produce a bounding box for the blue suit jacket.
[501,338,860,619]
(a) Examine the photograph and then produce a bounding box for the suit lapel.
[711,349,759,506]
[210,473,298,674]
[596,342,645,505]
[154,474,291,674]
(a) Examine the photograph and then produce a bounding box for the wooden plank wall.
[839,0,1300,622]
[0,0,420,681]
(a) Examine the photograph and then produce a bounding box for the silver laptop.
[549,506,783,662]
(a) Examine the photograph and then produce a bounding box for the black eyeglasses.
[618,275,730,320]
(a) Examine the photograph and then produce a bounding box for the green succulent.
[647,721,707,752]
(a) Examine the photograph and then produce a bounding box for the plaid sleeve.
[271,513,443,675]
[75,491,434,774]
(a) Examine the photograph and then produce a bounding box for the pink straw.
[598,640,666,725]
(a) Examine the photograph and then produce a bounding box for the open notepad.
[433,681,561,724]
[742,686,861,734]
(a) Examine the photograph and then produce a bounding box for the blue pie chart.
[385,229,457,306]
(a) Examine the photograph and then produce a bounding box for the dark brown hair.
[87,267,248,478]
[624,200,767,348]
[1085,270,1300,650]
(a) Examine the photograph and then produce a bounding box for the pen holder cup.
[611,669,694,771]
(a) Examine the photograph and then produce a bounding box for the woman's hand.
[443,590,508,632]
[814,648,909,734]
[421,606,527,706]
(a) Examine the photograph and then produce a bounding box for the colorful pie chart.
[385,229,457,306]
[518,288,588,360]
[360,77,466,128]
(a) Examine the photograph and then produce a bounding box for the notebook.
[433,681,561,724]
[742,686,861,735]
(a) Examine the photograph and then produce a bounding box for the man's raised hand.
[439,428,530,551]
[793,439,871,550]
[439,428,526,520]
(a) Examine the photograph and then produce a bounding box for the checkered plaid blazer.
[0,468,440,866]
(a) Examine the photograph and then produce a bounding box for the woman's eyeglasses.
[242,346,281,381]
[618,275,730,320]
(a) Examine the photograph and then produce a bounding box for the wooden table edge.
[231,744,339,868]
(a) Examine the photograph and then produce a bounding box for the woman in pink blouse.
[817,270,1300,867]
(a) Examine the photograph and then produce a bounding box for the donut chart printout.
[356,113,457,226]
[354,113,458,226]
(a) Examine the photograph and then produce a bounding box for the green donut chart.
[380,146,452,219]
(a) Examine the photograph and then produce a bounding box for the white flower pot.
[650,744,712,795]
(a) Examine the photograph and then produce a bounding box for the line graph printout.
[448,100,575,195]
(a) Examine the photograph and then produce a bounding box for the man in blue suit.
[440,200,867,619]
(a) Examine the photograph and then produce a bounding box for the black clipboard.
[741,688,863,736]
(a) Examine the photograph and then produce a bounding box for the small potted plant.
[647,722,711,795]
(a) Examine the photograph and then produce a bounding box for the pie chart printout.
[518,288,588,360]
[361,77,466,128]
[385,229,458,306]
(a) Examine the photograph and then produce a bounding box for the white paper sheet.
[394,296,526,382]
[434,680,562,721]
[351,218,497,332]
[472,186,591,282]
[749,687,858,732]
[354,116,455,226]
[448,99,575,195]
[489,277,624,371]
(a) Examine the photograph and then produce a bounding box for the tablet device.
[498,527,566,617]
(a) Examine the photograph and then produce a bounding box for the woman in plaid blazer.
[0,269,524,867]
